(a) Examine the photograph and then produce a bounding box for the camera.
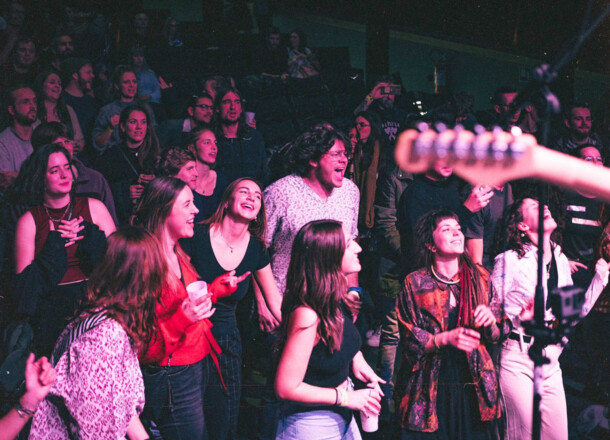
[549,285,585,323]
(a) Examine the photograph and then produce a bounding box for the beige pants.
[499,338,568,440]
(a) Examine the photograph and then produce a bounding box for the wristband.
[15,401,36,418]
[433,334,441,350]
[337,388,348,407]
[365,94,373,104]
[347,286,362,300]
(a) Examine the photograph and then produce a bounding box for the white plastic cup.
[360,409,379,432]
[245,111,255,125]
[360,387,380,432]
[186,280,209,304]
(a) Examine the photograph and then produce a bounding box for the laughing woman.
[135,177,248,439]
[274,220,383,440]
[181,177,281,440]
[395,210,507,440]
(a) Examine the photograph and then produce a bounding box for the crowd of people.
[0,2,609,440]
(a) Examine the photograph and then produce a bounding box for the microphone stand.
[507,2,610,439]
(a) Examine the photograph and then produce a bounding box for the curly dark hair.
[498,197,563,258]
[288,127,352,177]
[6,143,74,207]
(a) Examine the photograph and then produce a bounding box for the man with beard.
[157,93,214,149]
[62,58,98,146]
[354,74,408,149]
[46,33,74,71]
[554,102,603,157]
[476,85,522,130]
[215,87,268,184]
[258,126,359,439]
[0,85,39,176]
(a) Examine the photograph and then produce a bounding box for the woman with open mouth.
[134,176,249,439]
[490,197,609,439]
[181,177,282,440]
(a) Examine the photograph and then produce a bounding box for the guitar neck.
[394,128,610,203]
[530,147,610,203]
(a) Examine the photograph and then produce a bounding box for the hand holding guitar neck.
[394,125,610,203]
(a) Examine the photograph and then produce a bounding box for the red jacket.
[140,254,221,367]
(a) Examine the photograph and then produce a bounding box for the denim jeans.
[204,329,242,440]
[141,360,207,440]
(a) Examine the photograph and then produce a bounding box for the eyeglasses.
[324,150,350,160]
[195,104,212,110]
[356,122,370,128]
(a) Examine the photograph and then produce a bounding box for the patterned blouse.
[30,319,144,440]
[394,267,507,432]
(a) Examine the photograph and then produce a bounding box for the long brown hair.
[133,176,197,289]
[415,210,488,327]
[77,227,163,353]
[278,220,359,354]
[119,103,160,172]
[206,177,267,242]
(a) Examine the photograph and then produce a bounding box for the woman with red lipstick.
[182,177,282,440]
[95,103,160,225]
[34,69,85,154]
[395,210,506,440]
[12,143,116,356]
[135,176,248,439]
[189,127,228,222]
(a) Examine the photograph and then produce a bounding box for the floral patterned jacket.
[394,266,510,432]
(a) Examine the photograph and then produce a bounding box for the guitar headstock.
[394,126,540,186]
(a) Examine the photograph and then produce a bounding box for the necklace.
[43,201,73,225]
[218,230,245,253]
[430,265,460,285]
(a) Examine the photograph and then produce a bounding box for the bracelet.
[14,401,36,418]
[334,388,339,406]
[337,388,348,407]
[433,334,441,350]
[365,94,373,104]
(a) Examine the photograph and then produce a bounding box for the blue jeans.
[204,329,242,440]
[141,360,207,440]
